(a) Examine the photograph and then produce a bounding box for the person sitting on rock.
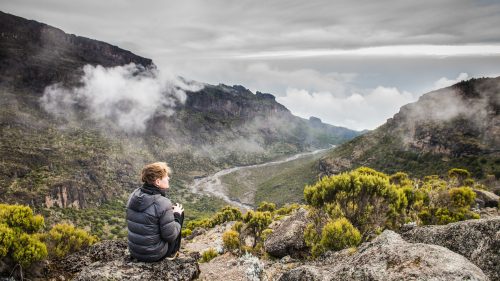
[126,162,184,261]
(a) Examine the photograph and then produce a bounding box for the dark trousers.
[165,212,184,258]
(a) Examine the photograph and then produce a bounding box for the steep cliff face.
[0,11,154,92]
[319,77,500,178]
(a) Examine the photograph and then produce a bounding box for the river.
[189,146,334,210]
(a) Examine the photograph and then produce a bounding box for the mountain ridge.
[319,77,500,179]
[0,11,361,223]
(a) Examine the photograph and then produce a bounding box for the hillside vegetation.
[320,77,500,180]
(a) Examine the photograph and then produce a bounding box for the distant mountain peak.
[320,76,500,178]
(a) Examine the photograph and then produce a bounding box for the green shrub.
[0,224,15,257]
[181,229,192,238]
[243,211,272,235]
[463,178,475,187]
[12,233,48,267]
[46,223,98,258]
[222,230,240,251]
[232,221,243,232]
[449,187,476,208]
[418,206,479,225]
[304,223,323,257]
[261,228,273,241]
[186,218,211,230]
[304,167,407,236]
[257,202,276,212]
[274,203,300,216]
[200,248,218,263]
[448,168,472,186]
[210,206,242,226]
[186,205,243,230]
[320,218,361,251]
[0,204,45,232]
[389,172,413,186]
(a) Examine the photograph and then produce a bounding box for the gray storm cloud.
[41,63,203,132]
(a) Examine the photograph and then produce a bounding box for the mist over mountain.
[320,76,500,179]
[0,11,360,210]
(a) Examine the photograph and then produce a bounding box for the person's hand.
[172,203,184,214]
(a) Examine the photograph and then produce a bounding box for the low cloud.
[433,72,469,90]
[41,63,203,132]
[277,86,416,131]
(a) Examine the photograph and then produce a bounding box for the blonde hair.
[141,162,171,184]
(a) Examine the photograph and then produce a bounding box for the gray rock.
[279,230,488,281]
[264,208,309,258]
[402,217,500,281]
[278,266,328,281]
[478,207,500,219]
[51,240,200,281]
[474,189,500,208]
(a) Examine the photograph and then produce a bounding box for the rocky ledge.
[49,240,200,281]
[401,217,500,280]
[278,230,487,281]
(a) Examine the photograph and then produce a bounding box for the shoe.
[166,252,179,261]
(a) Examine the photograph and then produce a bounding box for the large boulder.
[278,230,488,281]
[264,208,309,258]
[49,240,200,281]
[474,189,500,208]
[401,217,500,281]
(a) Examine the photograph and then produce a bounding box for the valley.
[189,146,334,208]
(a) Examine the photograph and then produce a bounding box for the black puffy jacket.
[126,184,181,262]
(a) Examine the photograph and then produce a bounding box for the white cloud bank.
[433,72,469,90]
[277,86,416,131]
[41,63,203,132]
[277,72,489,131]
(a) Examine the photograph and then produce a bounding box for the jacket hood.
[127,188,160,212]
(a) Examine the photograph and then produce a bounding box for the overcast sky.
[4,0,500,130]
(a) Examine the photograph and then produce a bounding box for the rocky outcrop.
[264,208,309,258]
[401,217,500,280]
[0,11,154,92]
[278,230,488,281]
[474,189,500,208]
[50,240,200,281]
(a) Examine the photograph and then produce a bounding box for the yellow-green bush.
[243,211,272,234]
[0,204,45,232]
[46,223,98,258]
[448,168,472,186]
[261,228,273,241]
[0,224,15,257]
[274,203,300,216]
[232,221,243,232]
[389,172,413,186]
[304,222,323,257]
[304,216,361,257]
[320,218,361,251]
[449,187,476,208]
[186,205,242,230]
[415,179,478,225]
[304,167,407,236]
[199,248,218,263]
[0,204,96,267]
[257,201,276,212]
[463,178,475,187]
[12,233,48,267]
[303,167,481,251]
[210,206,242,226]
[181,229,192,238]
[222,230,240,251]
